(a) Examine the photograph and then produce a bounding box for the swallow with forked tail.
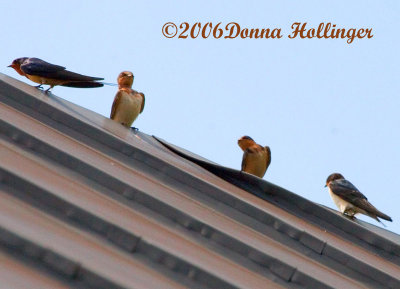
[110,71,145,129]
[8,57,104,92]
[238,136,271,178]
[325,173,392,223]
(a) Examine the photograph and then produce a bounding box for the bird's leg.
[45,85,54,93]
[343,209,356,220]
[35,84,44,89]
[342,212,356,220]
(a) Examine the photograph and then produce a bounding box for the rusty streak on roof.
[0,73,399,289]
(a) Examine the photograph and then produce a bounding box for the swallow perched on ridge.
[325,173,392,223]
[8,57,104,92]
[238,136,271,178]
[110,71,145,129]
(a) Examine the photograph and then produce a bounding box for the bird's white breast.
[114,91,142,126]
[328,188,354,213]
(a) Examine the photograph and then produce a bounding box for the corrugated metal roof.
[0,73,399,289]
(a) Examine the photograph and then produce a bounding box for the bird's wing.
[49,70,103,81]
[139,92,145,113]
[241,147,257,171]
[331,179,392,221]
[20,58,66,76]
[110,91,122,119]
[330,179,368,205]
[329,180,392,221]
[264,146,271,169]
[21,58,103,81]
[241,149,250,171]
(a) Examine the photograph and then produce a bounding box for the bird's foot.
[343,213,356,221]
[35,84,44,90]
[131,127,139,131]
[44,85,54,94]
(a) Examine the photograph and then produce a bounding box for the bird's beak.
[324,184,327,187]
[7,64,12,68]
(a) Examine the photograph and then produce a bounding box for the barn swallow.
[325,173,392,223]
[8,57,104,92]
[110,71,145,129]
[238,136,271,178]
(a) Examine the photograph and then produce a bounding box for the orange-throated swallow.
[326,173,392,223]
[8,57,104,92]
[110,71,145,129]
[238,136,271,178]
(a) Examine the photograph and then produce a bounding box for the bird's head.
[7,57,29,76]
[325,173,344,187]
[238,135,255,151]
[117,71,134,88]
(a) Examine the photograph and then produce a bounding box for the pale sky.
[1,1,399,233]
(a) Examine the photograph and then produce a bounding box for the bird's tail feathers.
[369,215,386,227]
[61,81,104,88]
[101,82,118,87]
[61,81,117,88]
[362,200,392,222]
[375,211,392,222]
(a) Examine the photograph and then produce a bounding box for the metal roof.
[0,73,399,289]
